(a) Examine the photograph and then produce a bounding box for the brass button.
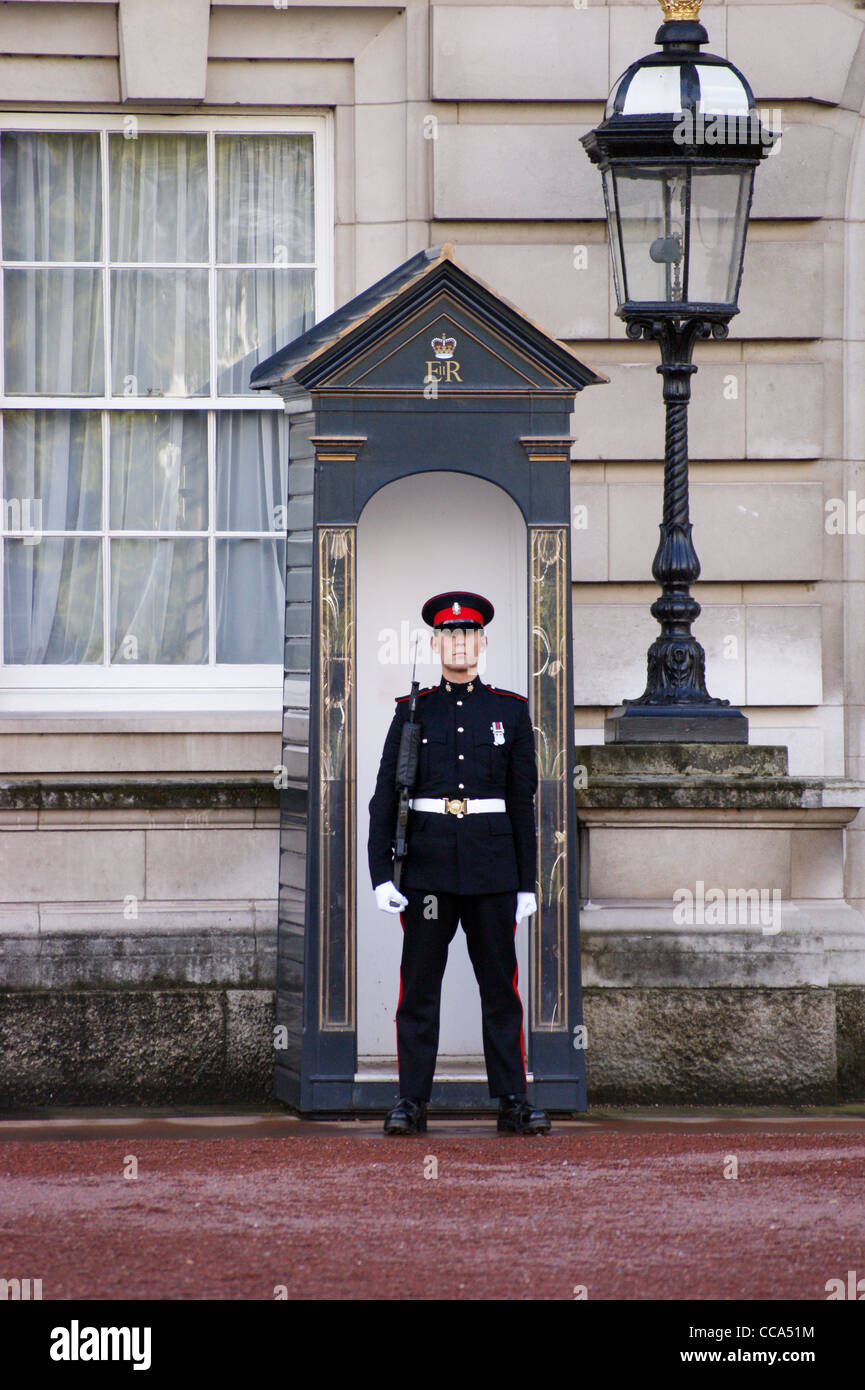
[458,783,464,790]
[457,727,464,733]
[458,754,464,760]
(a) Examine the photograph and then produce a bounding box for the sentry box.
[251,245,605,1115]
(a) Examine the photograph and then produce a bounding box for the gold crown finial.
[658,0,703,20]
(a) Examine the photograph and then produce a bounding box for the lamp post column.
[620,315,734,717]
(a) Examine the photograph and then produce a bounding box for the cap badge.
[452,602,461,615]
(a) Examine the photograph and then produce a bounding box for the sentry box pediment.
[252,244,604,1115]
[251,242,606,398]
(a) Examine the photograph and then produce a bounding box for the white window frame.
[0,111,332,713]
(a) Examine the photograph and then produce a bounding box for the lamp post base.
[605,703,749,744]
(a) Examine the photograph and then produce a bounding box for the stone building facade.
[2,0,864,1105]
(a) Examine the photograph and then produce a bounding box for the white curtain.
[215,135,315,395]
[2,132,103,395]
[110,133,209,396]
[2,131,312,666]
[109,412,208,663]
[2,134,103,661]
[215,134,314,264]
[3,411,103,662]
[215,411,287,662]
[110,411,207,532]
[110,537,208,664]
[110,132,208,264]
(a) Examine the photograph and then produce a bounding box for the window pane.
[613,167,687,304]
[602,167,626,308]
[216,134,314,264]
[217,268,313,395]
[111,269,209,396]
[1,132,101,262]
[110,411,207,531]
[613,65,683,117]
[109,133,208,264]
[695,66,751,117]
[4,269,104,394]
[215,539,285,662]
[111,538,207,663]
[4,410,102,532]
[215,412,287,531]
[4,537,102,662]
[687,168,752,306]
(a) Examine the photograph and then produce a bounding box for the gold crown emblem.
[657,0,702,20]
[431,333,457,360]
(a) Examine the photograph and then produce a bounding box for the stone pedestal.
[605,703,749,744]
[575,743,865,1103]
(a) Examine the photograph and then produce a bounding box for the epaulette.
[395,686,436,703]
[486,684,528,702]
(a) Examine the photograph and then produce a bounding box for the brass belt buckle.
[445,797,467,818]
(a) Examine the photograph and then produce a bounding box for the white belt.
[411,797,506,817]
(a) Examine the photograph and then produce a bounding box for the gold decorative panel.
[317,526,356,1030]
[530,526,569,1031]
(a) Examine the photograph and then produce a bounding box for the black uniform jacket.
[367,676,538,895]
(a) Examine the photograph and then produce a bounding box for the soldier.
[368,590,551,1136]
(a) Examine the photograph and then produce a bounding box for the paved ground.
[1,1108,864,1301]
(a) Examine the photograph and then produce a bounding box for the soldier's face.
[432,626,486,672]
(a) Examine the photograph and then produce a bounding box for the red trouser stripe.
[395,912,405,1079]
[513,920,527,1082]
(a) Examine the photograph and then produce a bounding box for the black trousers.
[396,888,527,1101]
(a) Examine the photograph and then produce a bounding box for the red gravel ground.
[1,1113,864,1301]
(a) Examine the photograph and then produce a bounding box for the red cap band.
[433,605,483,627]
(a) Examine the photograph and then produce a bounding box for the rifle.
[392,639,422,891]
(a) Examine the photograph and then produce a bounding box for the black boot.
[384,1097,427,1135]
[497,1093,551,1135]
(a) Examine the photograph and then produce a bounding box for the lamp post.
[582,0,776,742]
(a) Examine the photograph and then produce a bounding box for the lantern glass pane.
[613,166,688,305]
[602,168,626,306]
[615,64,684,117]
[687,167,753,305]
[694,65,751,117]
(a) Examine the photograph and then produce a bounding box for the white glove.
[375,880,408,914]
[515,892,537,924]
